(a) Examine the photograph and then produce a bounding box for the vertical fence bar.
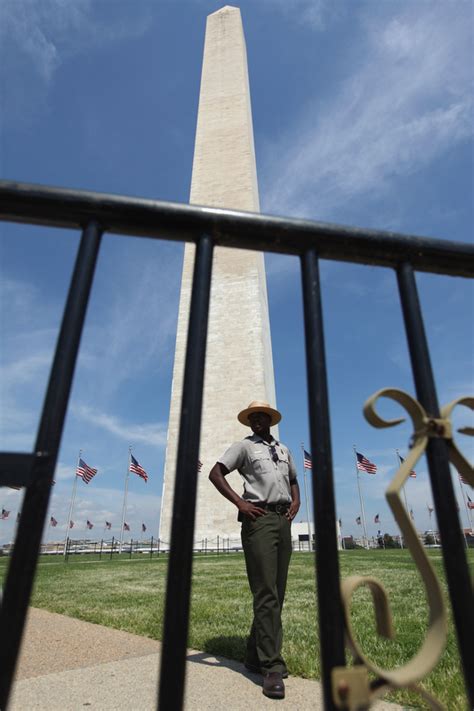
[158,234,214,710]
[0,220,103,709]
[301,250,345,711]
[397,262,474,705]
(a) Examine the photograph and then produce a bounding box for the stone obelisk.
[159,6,278,544]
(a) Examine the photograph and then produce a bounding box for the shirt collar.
[247,433,279,447]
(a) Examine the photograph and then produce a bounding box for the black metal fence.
[0,180,472,710]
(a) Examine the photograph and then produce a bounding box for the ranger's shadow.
[186,636,261,687]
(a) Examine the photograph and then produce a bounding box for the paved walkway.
[9,608,402,710]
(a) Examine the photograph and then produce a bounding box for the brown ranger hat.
[238,400,282,427]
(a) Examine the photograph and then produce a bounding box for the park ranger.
[209,400,300,700]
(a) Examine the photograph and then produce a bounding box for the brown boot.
[262,672,285,699]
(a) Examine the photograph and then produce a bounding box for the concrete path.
[9,608,402,710]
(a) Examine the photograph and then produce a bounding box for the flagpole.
[395,449,412,516]
[427,503,434,538]
[458,477,473,534]
[13,505,22,545]
[120,447,131,553]
[353,446,369,549]
[64,450,81,555]
[301,443,312,551]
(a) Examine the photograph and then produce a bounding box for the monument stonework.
[159,6,278,543]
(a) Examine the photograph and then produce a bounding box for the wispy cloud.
[0,278,58,448]
[262,2,473,222]
[1,353,51,386]
[261,0,336,31]
[7,486,163,544]
[77,245,181,400]
[73,405,167,448]
[0,0,153,123]
[54,462,76,482]
[0,249,180,450]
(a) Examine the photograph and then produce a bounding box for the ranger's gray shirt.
[218,434,298,505]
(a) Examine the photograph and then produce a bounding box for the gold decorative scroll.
[334,389,473,709]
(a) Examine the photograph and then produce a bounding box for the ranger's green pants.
[241,511,292,674]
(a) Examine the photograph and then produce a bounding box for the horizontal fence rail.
[0,180,473,711]
[0,180,473,275]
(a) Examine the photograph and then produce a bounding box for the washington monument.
[159,6,278,543]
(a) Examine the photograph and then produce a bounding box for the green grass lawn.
[1,549,471,709]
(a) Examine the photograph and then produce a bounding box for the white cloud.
[261,0,335,30]
[71,241,181,397]
[0,277,60,448]
[0,247,180,448]
[54,462,75,482]
[98,259,178,382]
[1,0,152,69]
[73,404,167,448]
[262,2,473,221]
[0,0,153,123]
[0,487,162,544]
[45,486,162,540]
[1,353,51,386]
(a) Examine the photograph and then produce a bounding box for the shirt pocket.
[249,453,273,477]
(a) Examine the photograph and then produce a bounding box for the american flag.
[467,495,474,510]
[69,520,74,528]
[356,452,377,474]
[124,522,130,531]
[142,523,147,532]
[130,454,148,482]
[105,521,112,530]
[86,520,93,529]
[303,450,312,469]
[397,453,416,478]
[356,516,361,525]
[76,458,97,484]
[374,514,380,523]
[50,516,58,527]
[1,508,10,520]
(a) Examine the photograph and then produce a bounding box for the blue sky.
[0,0,472,544]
